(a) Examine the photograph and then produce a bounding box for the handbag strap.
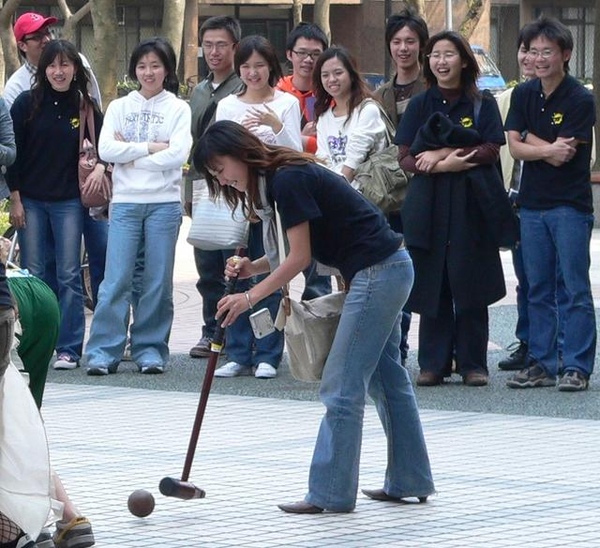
[360,98,396,144]
[79,101,97,148]
[274,206,292,315]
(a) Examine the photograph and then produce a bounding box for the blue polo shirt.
[504,75,595,213]
[268,163,402,282]
[395,86,505,148]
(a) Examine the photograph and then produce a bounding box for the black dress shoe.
[278,501,324,514]
[362,488,427,504]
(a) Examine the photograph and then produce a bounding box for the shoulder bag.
[353,98,409,214]
[186,181,249,250]
[78,102,112,208]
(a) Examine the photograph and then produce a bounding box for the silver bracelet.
[244,291,254,311]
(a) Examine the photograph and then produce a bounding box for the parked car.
[471,45,507,96]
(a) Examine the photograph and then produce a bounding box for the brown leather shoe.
[362,488,428,504]
[277,501,324,514]
[463,371,489,386]
[416,372,443,386]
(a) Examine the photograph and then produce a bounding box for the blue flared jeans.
[305,248,435,511]
[85,202,181,369]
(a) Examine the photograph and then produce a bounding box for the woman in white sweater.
[85,37,192,376]
[313,47,387,183]
[216,35,302,151]
[211,35,302,380]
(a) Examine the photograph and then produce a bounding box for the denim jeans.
[301,259,332,301]
[18,197,85,359]
[85,202,181,369]
[305,248,434,511]
[512,240,567,353]
[83,213,108,305]
[194,247,236,339]
[42,212,108,306]
[225,222,284,367]
[520,207,596,377]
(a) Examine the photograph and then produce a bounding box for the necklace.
[394,79,417,102]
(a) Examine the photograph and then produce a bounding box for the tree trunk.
[459,0,484,39]
[161,0,185,67]
[90,0,118,105]
[404,0,425,16]
[181,0,198,93]
[57,0,91,42]
[593,0,600,170]
[0,0,22,84]
[313,0,330,43]
[292,0,302,27]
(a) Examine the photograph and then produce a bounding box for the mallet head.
[159,477,206,500]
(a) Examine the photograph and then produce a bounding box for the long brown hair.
[30,39,96,121]
[194,120,316,219]
[312,46,373,124]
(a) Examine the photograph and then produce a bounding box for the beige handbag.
[274,208,345,382]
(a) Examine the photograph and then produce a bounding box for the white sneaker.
[214,361,253,378]
[255,362,277,379]
[53,353,79,370]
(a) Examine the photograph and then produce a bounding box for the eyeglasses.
[291,50,322,60]
[201,42,233,52]
[23,30,52,43]
[525,49,557,59]
[427,52,459,61]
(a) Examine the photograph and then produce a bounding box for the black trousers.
[417,268,489,376]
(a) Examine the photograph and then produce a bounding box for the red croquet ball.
[127,489,155,517]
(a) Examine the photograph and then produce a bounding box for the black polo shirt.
[505,75,595,213]
[395,86,505,148]
[268,163,402,282]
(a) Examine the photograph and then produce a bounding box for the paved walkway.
[43,220,600,547]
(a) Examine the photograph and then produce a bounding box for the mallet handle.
[181,249,244,482]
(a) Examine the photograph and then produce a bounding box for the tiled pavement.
[43,219,600,547]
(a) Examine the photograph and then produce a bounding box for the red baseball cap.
[14,12,58,42]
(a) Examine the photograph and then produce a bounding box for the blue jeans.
[512,240,567,353]
[194,247,235,339]
[305,248,434,511]
[301,259,332,301]
[83,213,108,305]
[226,222,284,367]
[41,211,108,305]
[18,197,85,359]
[520,207,596,377]
[85,202,181,369]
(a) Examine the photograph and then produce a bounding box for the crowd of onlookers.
[0,5,596,540]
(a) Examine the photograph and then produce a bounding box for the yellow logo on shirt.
[70,117,80,129]
[460,116,474,128]
[551,112,563,126]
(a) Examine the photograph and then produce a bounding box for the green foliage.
[0,200,10,237]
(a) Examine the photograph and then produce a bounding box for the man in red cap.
[4,12,100,109]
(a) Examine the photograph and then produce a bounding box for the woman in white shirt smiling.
[213,35,302,380]
[216,35,302,151]
[313,46,387,183]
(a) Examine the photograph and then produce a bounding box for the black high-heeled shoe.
[362,488,428,504]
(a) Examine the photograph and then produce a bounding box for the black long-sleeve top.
[7,87,102,201]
